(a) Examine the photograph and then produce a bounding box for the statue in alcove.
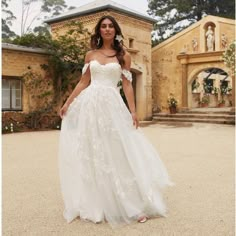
[206,26,215,51]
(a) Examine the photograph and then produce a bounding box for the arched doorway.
[189,67,232,108]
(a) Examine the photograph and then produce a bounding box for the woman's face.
[99,18,116,41]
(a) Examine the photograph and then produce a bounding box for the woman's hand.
[131,112,139,129]
[59,103,69,119]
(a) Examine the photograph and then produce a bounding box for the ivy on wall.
[222,40,235,76]
[3,21,91,131]
[12,20,91,103]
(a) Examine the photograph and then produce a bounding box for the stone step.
[153,112,235,120]
[178,107,235,115]
[153,116,235,125]
[153,107,235,125]
[179,110,235,115]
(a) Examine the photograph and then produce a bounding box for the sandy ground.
[2,122,235,236]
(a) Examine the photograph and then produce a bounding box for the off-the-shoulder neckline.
[86,59,121,68]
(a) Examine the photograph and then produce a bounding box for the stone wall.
[1,46,62,132]
[152,15,235,112]
[2,46,50,113]
[219,22,235,50]
[151,27,200,111]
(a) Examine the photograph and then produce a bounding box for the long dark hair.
[90,15,125,66]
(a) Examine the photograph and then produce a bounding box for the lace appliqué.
[121,69,132,82]
[82,63,90,75]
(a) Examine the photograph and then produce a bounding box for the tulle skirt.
[58,83,174,227]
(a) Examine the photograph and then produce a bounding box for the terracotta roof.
[44,0,156,24]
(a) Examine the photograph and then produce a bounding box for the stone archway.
[188,66,232,108]
[177,51,232,110]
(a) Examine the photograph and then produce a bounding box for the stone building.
[151,15,235,111]
[2,43,49,113]
[45,0,156,120]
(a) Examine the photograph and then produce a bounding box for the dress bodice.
[82,60,132,88]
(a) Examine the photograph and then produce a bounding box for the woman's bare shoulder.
[85,50,96,63]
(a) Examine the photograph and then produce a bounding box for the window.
[129,38,134,48]
[203,78,213,93]
[220,80,229,95]
[2,77,22,111]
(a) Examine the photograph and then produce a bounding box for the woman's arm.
[59,51,92,118]
[122,52,139,128]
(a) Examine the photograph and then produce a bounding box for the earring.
[97,37,101,46]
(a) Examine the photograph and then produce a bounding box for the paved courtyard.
[2,122,235,236]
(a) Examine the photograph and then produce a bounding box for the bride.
[59,15,174,227]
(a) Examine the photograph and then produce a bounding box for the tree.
[2,0,17,39]
[148,0,235,46]
[222,41,235,107]
[8,20,91,129]
[20,0,75,35]
[11,20,91,102]
[33,25,51,36]
[222,41,236,76]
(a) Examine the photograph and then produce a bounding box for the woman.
[59,15,174,228]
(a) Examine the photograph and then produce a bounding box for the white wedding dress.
[58,60,174,227]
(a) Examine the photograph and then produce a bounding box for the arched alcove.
[204,22,216,52]
[189,67,232,108]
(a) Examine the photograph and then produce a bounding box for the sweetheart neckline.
[90,59,121,68]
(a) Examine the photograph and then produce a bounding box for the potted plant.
[199,94,210,107]
[218,99,225,107]
[167,94,178,114]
